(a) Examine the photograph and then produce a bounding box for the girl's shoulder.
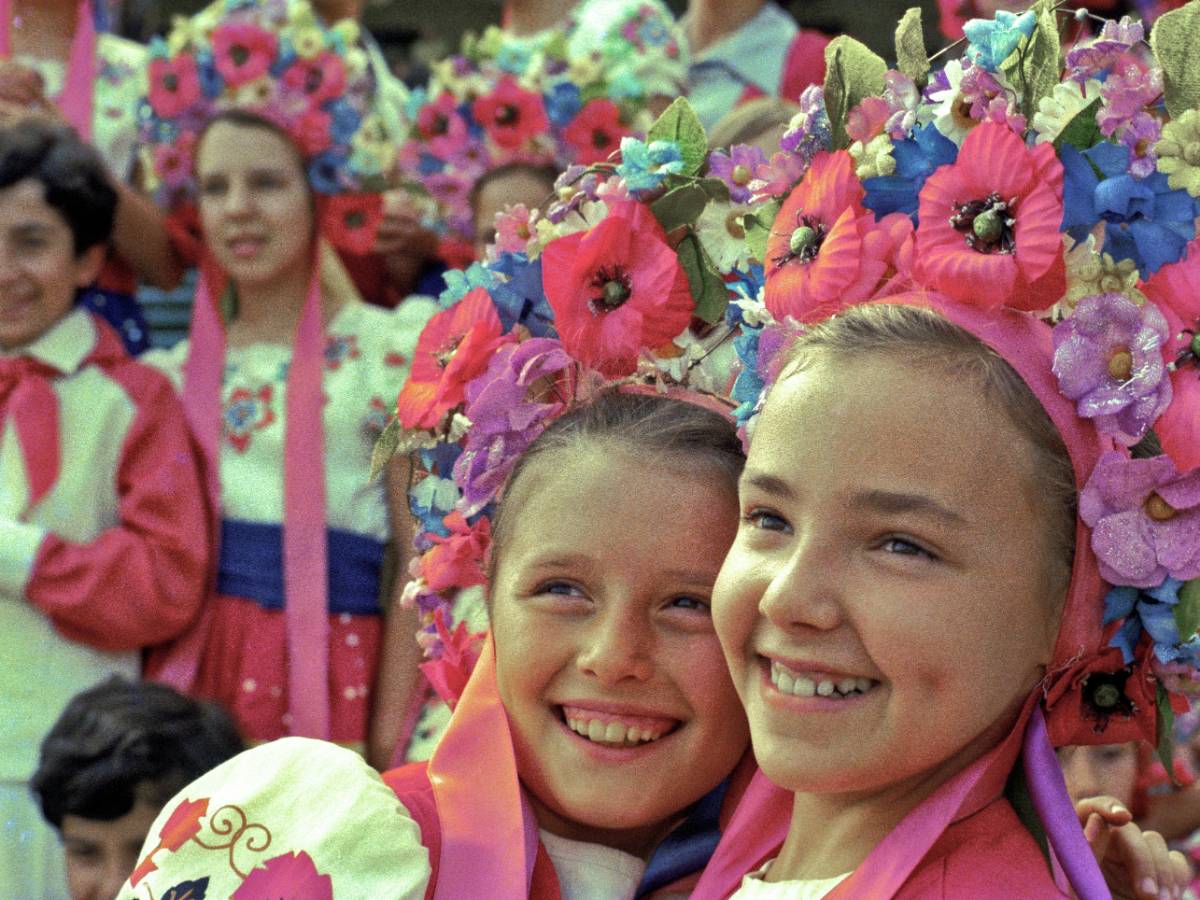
[119,737,431,899]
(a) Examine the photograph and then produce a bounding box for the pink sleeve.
[26,367,212,652]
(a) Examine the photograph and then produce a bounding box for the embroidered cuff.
[0,520,47,600]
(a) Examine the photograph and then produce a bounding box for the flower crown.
[394,3,685,257]
[736,1,1200,759]
[139,0,395,253]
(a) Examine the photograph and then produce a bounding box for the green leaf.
[823,36,888,151]
[696,177,732,203]
[1175,579,1200,645]
[369,416,402,482]
[1000,1,1061,121]
[744,198,782,265]
[894,7,930,87]
[1152,0,1200,118]
[648,98,708,176]
[676,232,728,324]
[1052,97,1103,152]
[651,183,710,233]
[1155,683,1177,780]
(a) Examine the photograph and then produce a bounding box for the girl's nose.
[576,604,654,685]
[757,535,843,633]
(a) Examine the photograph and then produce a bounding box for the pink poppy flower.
[471,76,549,151]
[562,99,629,166]
[282,52,347,107]
[147,55,201,118]
[416,92,470,158]
[211,21,278,87]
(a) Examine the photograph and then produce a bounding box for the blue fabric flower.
[494,42,533,75]
[545,82,583,128]
[963,10,1037,71]
[730,328,766,427]
[404,86,428,122]
[195,50,224,99]
[438,262,496,308]
[489,253,556,337]
[270,45,297,77]
[419,443,463,479]
[410,476,461,538]
[328,98,361,144]
[308,150,350,194]
[616,137,685,194]
[1061,141,1198,276]
[1104,578,1199,664]
[863,123,957,221]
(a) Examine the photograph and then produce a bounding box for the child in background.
[0,119,210,898]
[32,677,243,900]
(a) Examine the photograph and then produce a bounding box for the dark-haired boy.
[0,121,211,896]
[32,677,243,900]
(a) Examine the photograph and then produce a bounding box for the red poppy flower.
[1142,238,1200,470]
[562,99,630,165]
[420,511,491,592]
[147,55,202,118]
[763,151,913,322]
[1043,644,1158,747]
[542,200,694,377]
[293,107,333,156]
[471,76,549,150]
[417,92,470,158]
[282,51,347,106]
[319,193,383,256]
[914,122,1066,312]
[211,21,278,87]
[396,287,504,429]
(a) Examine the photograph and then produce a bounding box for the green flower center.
[1092,683,1121,709]
[230,44,251,68]
[589,267,633,314]
[1107,347,1133,382]
[732,164,752,186]
[950,192,1017,255]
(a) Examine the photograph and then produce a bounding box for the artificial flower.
[562,98,629,165]
[416,92,471,159]
[541,200,693,376]
[1061,141,1198,276]
[1141,239,1200,469]
[293,107,334,156]
[707,145,768,204]
[1104,578,1196,665]
[915,122,1065,311]
[1062,233,1147,311]
[1117,112,1163,180]
[1031,79,1103,146]
[282,51,346,106]
[862,122,958,220]
[765,150,912,321]
[848,133,896,181]
[397,287,505,429]
[1156,109,1200,198]
[319,193,383,256]
[471,76,549,150]
[1066,17,1144,83]
[883,70,921,139]
[419,608,484,700]
[1051,292,1172,444]
[845,96,891,144]
[923,59,976,144]
[696,201,755,273]
[489,252,555,335]
[615,137,684,194]
[1080,451,1200,589]
[211,20,278,87]
[748,150,809,200]
[1044,645,1159,745]
[410,475,461,537]
[778,84,832,167]
[1097,63,1162,140]
[420,511,490,592]
[147,55,202,118]
[963,9,1036,72]
[490,204,540,258]
[233,851,332,900]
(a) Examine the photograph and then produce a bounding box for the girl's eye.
[540,581,584,597]
[880,537,936,559]
[252,174,285,190]
[669,595,710,613]
[199,179,226,196]
[744,509,791,533]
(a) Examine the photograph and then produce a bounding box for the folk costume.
[0,309,209,895]
[0,0,153,353]
[139,0,436,747]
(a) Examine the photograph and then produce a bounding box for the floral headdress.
[680,3,1200,894]
[377,95,793,709]
[140,0,395,255]
[394,1,686,262]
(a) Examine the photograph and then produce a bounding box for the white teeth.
[604,721,624,742]
[838,678,858,695]
[794,676,816,697]
[776,671,795,693]
[770,662,874,699]
[588,720,605,741]
[565,715,665,745]
[856,677,873,693]
[816,679,836,697]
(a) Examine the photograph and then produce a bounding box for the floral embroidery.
[223,385,276,452]
[383,350,408,367]
[323,334,361,371]
[130,798,209,886]
[364,396,390,434]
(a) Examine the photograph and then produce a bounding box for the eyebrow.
[739,471,796,500]
[847,489,967,526]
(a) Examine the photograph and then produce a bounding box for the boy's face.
[0,179,104,351]
[62,800,160,900]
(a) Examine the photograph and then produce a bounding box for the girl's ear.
[73,243,107,289]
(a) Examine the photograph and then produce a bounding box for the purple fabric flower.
[1117,111,1162,180]
[883,70,920,139]
[778,84,831,163]
[1052,293,1172,444]
[547,165,603,223]
[1066,17,1144,83]
[707,144,768,204]
[1098,63,1163,138]
[1081,451,1200,588]
[452,338,574,515]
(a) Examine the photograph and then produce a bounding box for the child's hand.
[1077,795,1192,899]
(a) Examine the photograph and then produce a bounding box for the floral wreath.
[139,0,396,255]
[394,3,685,263]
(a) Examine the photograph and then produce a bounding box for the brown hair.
[775,304,1077,595]
[487,390,745,584]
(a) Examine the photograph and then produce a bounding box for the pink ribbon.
[0,355,61,515]
[0,0,97,141]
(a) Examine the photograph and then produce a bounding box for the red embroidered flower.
[282,51,347,107]
[1142,238,1200,471]
[233,851,332,899]
[148,55,202,118]
[421,511,491,591]
[211,21,279,87]
[223,385,275,453]
[562,99,629,165]
[541,200,694,377]
[319,193,383,256]
[1044,645,1158,747]
[763,151,913,322]
[323,334,361,371]
[396,287,504,429]
[129,797,210,886]
[471,76,549,150]
[914,122,1066,312]
[417,92,470,158]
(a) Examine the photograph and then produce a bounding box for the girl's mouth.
[769,660,880,700]
[556,704,680,749]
